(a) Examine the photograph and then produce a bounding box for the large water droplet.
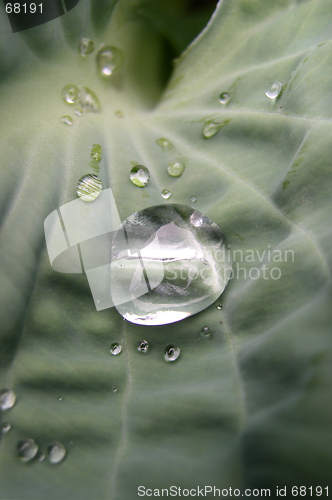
[0,389,16,411]
[164,345,180,362]
[201,326,210,336]
[79,38,95,57]
[167,161,185,178]
[96,46,124,77]
[218,92,230,105]
[79,87,101,113]
[76,174,102,202]
[203,121,228,139]
[110,343,122,355]
[60,116,73,126]
[2,422,11,433]
[137,340,149,352]
[130,165,150,187]
[265,81,283,100]
[47,441,66,464]
[161,189,171,200]
[156,138,173,151]
[17,439,38,462]
[61,84,79,105]
[111,204,232,325]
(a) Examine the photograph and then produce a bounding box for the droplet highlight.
[2,422,11,433]
[76,174,102,202]
[137,340,149,353]
[130,165,150,188]
[58,396,63,402]
[216,303,223,310]
[47,441,66,464]
[17,439,38,462]
[161,189,171,200]
[218,92,230,105]
[96,46,124,77]
[0,389,16,411]
[203,120,228,139]
[167,161,185,178]
[110,343,122,356]
[265,81,283,100]
[201,326,210,336]
[60,116,73,126]
[156,138,173,151]
[79,38,95,57]
[164,345,180,362]
[61,84,79,105]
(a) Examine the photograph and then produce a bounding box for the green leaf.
[1,0,332,498]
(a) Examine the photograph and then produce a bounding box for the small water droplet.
[79,38,95,57]
[0,389,16,411]
[201,326,210,336]
[203,120,228,139]
[76,174,102,202]
[161,189,172,199]
[167,161,185,178]
[47,441,66,465]
[74,107,83,116]
[265,81,283,100]
[115,110,124,118]
[110,343,122,355]
[130,165,150,187]
[137,340,149,353]
[60,116,73,126]
[164,345,180,362]
[216,303,223,310]
[79,87,101,113]
[90,144,102,163]
[58,396,63,402]
[38,453,46,462]
[112,387,118,393]
[156,138,173,151]
[96,46,124,77]
[2,422,11,433]
[17,439,38,462]
[61,84,79,105]
[218,92,230,105]
[191,195,197,203]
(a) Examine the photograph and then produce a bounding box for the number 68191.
[6,3,43,14]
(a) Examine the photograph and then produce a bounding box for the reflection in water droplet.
[156,138,173,151]
[110,343,122,355]
[216,303,223,310]
[79,38,95,57]
[137,340,149,352]
[161,189,171,200]
[111,204,232,325]
[218,92,230,105]
[191,195,197,203]
[0,389,16,411]
[203,121,228,139]
[61,84,79,105]
[115,110,124,118]
[164,345,180,362]
[60,116,74,126]
[76,174,102,202]
[130,165,150,187]
[167,161,185,178]
[47,441,66,464]
[79,87,101,113]
[265,81,282,100]
[201,326,210,336]
[2,422,11,433]
[17,439,38,462]
[96,46,124,77]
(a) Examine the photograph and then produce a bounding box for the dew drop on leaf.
[47,441,66,464]
[76,174,102,202]
[216,303,223,310]
[265,81,283,99]
[218,92,230,105]
[0,389,16,411]
[161,189,171,199]
[79,38,95,57]
[137,340,149,352]
[203,121,227,139]
[110,343,122,355]
[156,138,173,151]
[164,345,180,362]
[167,161,185,177]
[79,87,101,113]
[61,84,79,104]
[201,326,210,336]
[2,422,11,433]
[17,439,38,462]
[130,165,150,187]
[191,195,197,203]
[96,46,124,77]
[60,116,73,126]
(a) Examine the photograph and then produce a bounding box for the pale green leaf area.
[0,0,332,498]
